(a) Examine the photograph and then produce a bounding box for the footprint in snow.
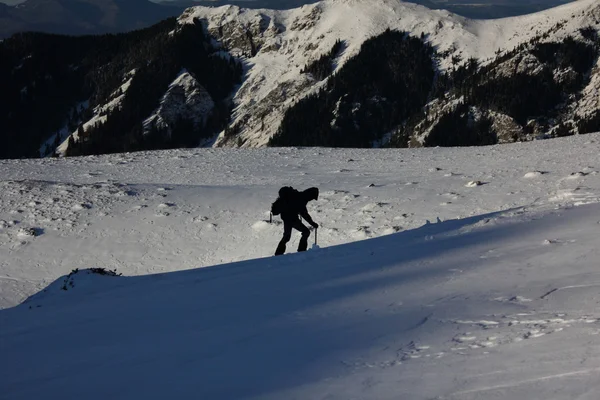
[441,192,460,199]
[523,330,546,339]
[351,226,372,239]
[128,205,147,212]
[465,180,485,187]
[523,171,546,179]
[381,226,402,235]
[204,223,218,231]
[252,221,271,231]
[71,203,91,211]
[566,172,587,179]
[361,202,387,211]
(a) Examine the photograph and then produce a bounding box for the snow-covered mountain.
[0,18,243,159]
[1,133,600,399]
[165,0,580,20]
[182,0,599,148]
[1,0,599,158]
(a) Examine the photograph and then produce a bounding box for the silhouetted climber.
[271,187,319,255]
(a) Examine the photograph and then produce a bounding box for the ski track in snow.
[1,134,600,399]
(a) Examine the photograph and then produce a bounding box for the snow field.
[1,134,599,308]
[1,134,600,398]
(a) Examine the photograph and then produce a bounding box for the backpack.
[271,198,283,216]
[271,186,296,216]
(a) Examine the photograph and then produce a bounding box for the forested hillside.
[270,27,600,148]
[0,18,242,158]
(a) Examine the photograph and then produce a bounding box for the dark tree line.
[271,29,436,147]
[396,32,600,147]
[271,27,600,149]
[301,39,344,81]
[423,104,496,147]
[0,19,178,158]
[0,18,243,159]
[4,20,599,157]
[66,19,243,156]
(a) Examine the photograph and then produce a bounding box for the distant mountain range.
[0,0,579,39]
[161,0,576,19]
[0,0,185,39]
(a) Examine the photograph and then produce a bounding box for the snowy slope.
[179,0,600,147]
[1,134,600,399]
[1,133,599,309]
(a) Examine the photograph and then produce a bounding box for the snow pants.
[275,219,310,255]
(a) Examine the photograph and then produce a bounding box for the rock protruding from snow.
[490,52,545,79]
[574,57,600,121]
[144,71,214,138]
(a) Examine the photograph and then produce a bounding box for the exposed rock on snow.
[488,110,525,143]
[574,58,600,121]
[144,71,215,138]
[17,227,40,238]
[490,52,545,79]
[252,220,271,231]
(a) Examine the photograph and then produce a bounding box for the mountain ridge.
[180,0,599,148]
[1,0,599,158]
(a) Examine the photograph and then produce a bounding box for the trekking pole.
[315,228,318,246]
[270,212,272,224]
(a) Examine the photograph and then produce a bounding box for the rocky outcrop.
[144,71,215,137]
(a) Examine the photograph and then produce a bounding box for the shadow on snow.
[1,207,545,400]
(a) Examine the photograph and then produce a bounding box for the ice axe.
[311,227,320,250]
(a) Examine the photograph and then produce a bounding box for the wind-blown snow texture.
[1,134,600,399]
